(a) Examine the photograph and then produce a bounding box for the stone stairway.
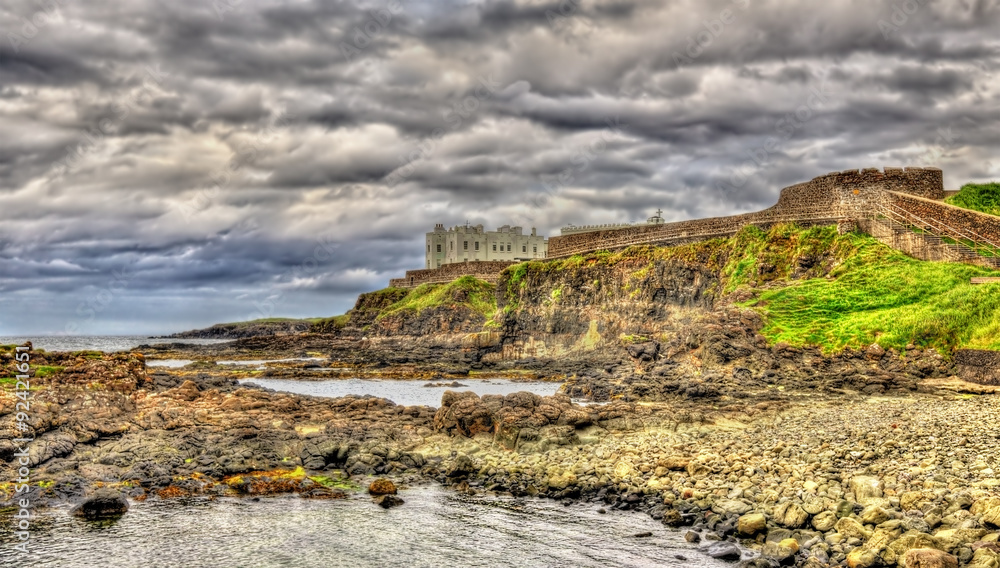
[868,205,1000,269]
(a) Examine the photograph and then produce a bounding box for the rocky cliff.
[167,319,315,339]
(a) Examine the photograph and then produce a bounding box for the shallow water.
[0,336,232,353]
[241,377,562,407]
[217,356,325,367]
[146,359,195,368]
[0,486,726,568]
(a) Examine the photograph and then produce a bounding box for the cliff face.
[491,255,721,360]
[314,276,495,338]
[302,224,999,401]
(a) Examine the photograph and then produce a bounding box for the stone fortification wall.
[546,167,944,258]
[858,217,1000,268]
[389,261,516,288]
[887,192,1000,247]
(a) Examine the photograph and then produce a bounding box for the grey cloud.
[1,0,998,334]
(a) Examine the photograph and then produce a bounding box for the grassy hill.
[945,182,1000,217]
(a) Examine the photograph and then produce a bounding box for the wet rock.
[702,541,742,561]
[375,494,404,509]
[368,478,397,496]
[446,454,476,478]
[70,488,129,520]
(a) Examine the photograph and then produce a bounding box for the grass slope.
[945,182,1000,217]
[376,276,496,320]
[741,228,1000,353]
[499,224,1000,353]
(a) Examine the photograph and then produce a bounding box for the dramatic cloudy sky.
[1,0,998,335]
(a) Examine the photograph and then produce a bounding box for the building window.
[522,245,527,252]
[493,244,497,251]
[464,241,468,250]
[450,242,453,250]
[507,244,511,251]
[427,245,430,252]
[475,242,480,251]
[533,246,537,253]
[436,244,441,253]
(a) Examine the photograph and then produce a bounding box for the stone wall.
[954,349,1000,385]
[859,218,974,264]
[887,192,1000,247]
[546,167,944,258]
[389,260,516,288]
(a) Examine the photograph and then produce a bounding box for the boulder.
[860,505,891,525]
[368,478,397,496]
[446,454,476,478]
[982,506,1000,528]
[375,494,404,509]
[738,513,768,536]
[762,538,799,565]
[836,517,872,540]
[702,541,742,561]
[714,499,754,516]
[812,510,837,532]
[773,502,809,529]
[903,548,958,568]
[967,547,1000,568]
[70,488,129,520]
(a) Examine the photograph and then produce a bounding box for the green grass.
[309,474,361,491]
[34,365,64,378]
[376,276,496,320]
[746,234,1000,353]
[945,182,1000,217]
[70,350,104,359]
[496,223,1000,354]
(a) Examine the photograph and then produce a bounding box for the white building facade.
[426,223,548,268]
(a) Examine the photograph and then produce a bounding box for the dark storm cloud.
[1,0,998,334]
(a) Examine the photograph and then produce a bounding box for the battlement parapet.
[547,166,944,257]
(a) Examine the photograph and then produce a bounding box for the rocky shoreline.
[3,344,1000,567]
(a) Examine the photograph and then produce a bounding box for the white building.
[425,223,548,268]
